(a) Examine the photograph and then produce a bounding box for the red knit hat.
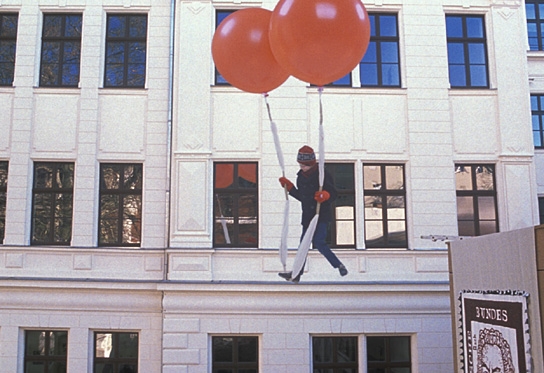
[297,145,316,165]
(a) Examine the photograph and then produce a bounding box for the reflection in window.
[99,163,142,246]
[25,330,68,373]
[212,336,258,373]
[526,0,544,51]
[455,164,498,236]
[326,163,355,247]
[363,164,406,248]
[31,162,74,245]
[213,162,258,247]
[0,161,7,243]
[367,336,411,372]
[104,14,147,88]
[0,13,18,86]
[360,13,400,87]
[531,95,544,148]
[94,332,138,373]
[313,336,358,373]
[40,13,82,87]
[446,14,488,88]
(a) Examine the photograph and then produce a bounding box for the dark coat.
[288,165,337,227]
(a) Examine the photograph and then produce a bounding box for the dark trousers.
[301,222,342,269]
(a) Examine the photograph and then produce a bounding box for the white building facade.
[0,0,540,372]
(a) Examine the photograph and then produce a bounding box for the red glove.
[314,190,330,203]
[279,177,294,191]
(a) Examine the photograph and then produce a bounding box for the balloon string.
[264,93,288,199]
[317,86,324,214]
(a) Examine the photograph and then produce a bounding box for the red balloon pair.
[211,0,371,94]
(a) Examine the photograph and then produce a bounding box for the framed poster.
[461,291,531,373]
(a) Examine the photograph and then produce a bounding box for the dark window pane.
[99,164,142,246]
[105,14,147,88]
[214,163,258,247]
[40,14,81,87]
[446,16,463,37]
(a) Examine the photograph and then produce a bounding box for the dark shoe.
[338,264,348,277]
[291,272,302,283]
[278,272,292,281]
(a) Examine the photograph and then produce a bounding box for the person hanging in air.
[278,145,348,282]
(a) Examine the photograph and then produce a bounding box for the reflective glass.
[367,337,386,361]
[447,43,465,64]
[365,220,383,244]
[456,196,474,220]
[382,64,400,86]
[535,131,542,147]
[313,338,333,363]
[385,166,403,190]
[363,166,381,190]
[533,115,540,131]
[469,65,487,86]
[479,220,497,235]
[468,43,485,64]
[213,337,234,362]
[478,196,496,220]
[466,17,484,38]
[389,337,410,362]
[449,65,466,87]
[455,166,472,190]
[526,3,536,19]
[458,220,475,236]
[360,63,378,85]
[475,166,494,190]
[238,337,257,363]
[381,42,398,63]
[446,16,463,37]
[379,15,397,36]
[118,333,138,358]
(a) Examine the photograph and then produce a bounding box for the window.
[531,94,544,148]
[313,336,358,373]
[455,164,498,236]
[99,163,142,246]
[40,13,82,87]
[0,13,18,86]
[25,330,68,373]
[526,0,544,51]
[214,162,258,247]
[31,162,74,245]
[94,332,138,373]
[212,336,258,373]
[0,161,7,243]
[367,336,411,372]
[446,14,489,88]
[214,10,235,85]
[327,163,355,248]
[363,164,406,248]
[360,13,400,87]
[538,197,544,224]
[104,14,147,88]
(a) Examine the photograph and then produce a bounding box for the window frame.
[526,0,544,51]
[213,162,259,248]
[531,94,544,148]
[93,331,139,373]
[446,14,489,89]
[312,336,358,373]
[39,13,82,87]
[0,161,7,243]
[104,13,148,88]
[367,335,412,371]
[326,163,356,248]
[455,164,499,237]
[211,335,259,373]
[98,163,143,247]
[31,162,74,246]
[539,196,544,225]
[0,12,18,86]
[363,163,407,249]
[24,330,68,373]
[359,12,401,88]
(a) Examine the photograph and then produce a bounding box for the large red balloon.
[269,0,371,86]
[212,8,289,94]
